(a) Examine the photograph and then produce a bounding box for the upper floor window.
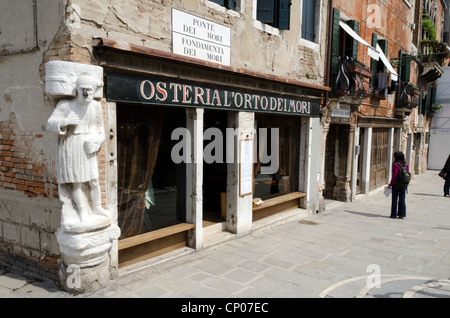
[256,0,291,30]
[209,0,236,10]
[301,0,316,41]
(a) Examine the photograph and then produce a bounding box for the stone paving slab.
[0,169,449,300]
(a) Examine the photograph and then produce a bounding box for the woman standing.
[388,151,409,219]
[443,154,450,197]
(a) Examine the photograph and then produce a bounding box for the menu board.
[239,139,253,197]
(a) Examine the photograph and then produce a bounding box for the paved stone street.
[1,169,450,299]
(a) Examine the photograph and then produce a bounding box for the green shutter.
[226,0,235,10]
[430,86,437,114]
[425,87,432,114]
[377,39,388,73]
[301,0,315,41]
[398,50,411,83]
[371,33,378,86]
[330,8,341,91]
[276,0,291,30]
[404,56,411,82]
[419,90,423,114]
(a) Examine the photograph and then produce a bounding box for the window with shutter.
[256,0,291,30]
[257,0,275,25]
[276,0,291,30]
[370,33,378,86]
[210,0,236,10]
[329,8,341,92]
[301,0,316,41]
[398,50,411,82]
[344,20,359,59]
[377,39,388,73]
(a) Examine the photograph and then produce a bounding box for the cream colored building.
[0,0,331,291]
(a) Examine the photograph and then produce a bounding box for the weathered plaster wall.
[335,0,416,117]
[0,0,67,281]
[69,0,329,85]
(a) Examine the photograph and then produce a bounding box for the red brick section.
[0,113,58,198]
[0,247,60,283]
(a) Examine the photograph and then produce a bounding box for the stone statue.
[46,61,120,293]
[47,74,111,231]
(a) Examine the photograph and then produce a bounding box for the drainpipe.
[0,0,39,56]
[324,0,334,112]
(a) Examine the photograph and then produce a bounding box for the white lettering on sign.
[172,8,231,66]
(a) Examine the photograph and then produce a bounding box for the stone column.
[318,115,331,211]
[186,108,204,250]
[45,61,120,293]
[226,112,254,237]
[350,124,360,202]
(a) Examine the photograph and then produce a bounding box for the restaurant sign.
[106,73,320,117]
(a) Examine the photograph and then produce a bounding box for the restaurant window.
[253,114,300,200]
[117,105,186,239]
[256,0,292,30]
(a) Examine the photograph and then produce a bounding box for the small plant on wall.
[433,103,443,113]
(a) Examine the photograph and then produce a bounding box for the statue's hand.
[63,112,80,127]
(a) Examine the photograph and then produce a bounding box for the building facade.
[321,0,447,205]
[1,0,331,291]
[1,0,446,292]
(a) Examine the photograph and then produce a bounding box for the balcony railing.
[334,56,373,100]
[397,81,420,109]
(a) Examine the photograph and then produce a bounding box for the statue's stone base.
[56,224,120,293]
[59,257,110,293]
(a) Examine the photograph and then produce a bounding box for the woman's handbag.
[439,169,447,179]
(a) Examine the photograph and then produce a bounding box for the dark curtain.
[117,107,164,239]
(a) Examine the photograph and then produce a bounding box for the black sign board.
[106,72,320,117]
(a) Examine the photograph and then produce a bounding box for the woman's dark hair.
[394,151,405,163]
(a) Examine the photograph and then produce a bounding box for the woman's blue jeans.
[391,185,406,218]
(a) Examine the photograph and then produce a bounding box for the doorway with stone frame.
[324,123,352,202]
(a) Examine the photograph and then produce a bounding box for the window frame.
[299,0,322,49]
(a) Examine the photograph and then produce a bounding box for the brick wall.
[0,113,58,199]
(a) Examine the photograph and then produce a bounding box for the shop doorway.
[324,124,350,200]
[252,114,302,220]
[202,110,228,229]
[116,104,192,268]
[369,128,389,191]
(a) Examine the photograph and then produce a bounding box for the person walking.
[443,154,450,197]
[388,151,409,219]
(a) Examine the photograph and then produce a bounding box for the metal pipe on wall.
[323,0,334,110]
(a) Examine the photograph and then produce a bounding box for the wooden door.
[369,128,389,191]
